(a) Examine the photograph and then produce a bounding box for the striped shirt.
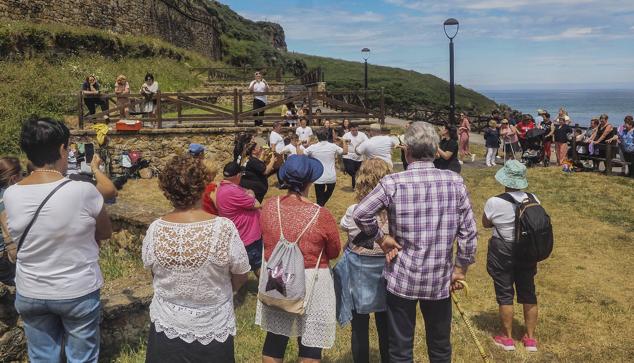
[353,161,478,300]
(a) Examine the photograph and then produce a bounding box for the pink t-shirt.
[216,181,261,246]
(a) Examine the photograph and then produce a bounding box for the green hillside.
[297,53,497,114]
[0,21,212,155]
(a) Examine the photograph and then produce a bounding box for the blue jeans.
[14,289,101,363]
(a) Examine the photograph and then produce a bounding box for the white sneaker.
[496,155,502,159]
[471,154,476,162]
[459,160,464,165]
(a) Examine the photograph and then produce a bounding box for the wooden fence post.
[156,91,162,129]
[307,88,313,125]
[379,87,385,125]
[176,93,182,125]
[78,91,84,129]
[238,89,243,114]
[234,88,239,126]
[605,144,613,175]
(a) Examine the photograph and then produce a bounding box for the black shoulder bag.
[17,180,72,252]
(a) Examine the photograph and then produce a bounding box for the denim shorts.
[245,238,263,271]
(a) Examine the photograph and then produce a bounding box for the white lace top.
[142,217,251,345]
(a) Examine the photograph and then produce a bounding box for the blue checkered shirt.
[353,161,478,300]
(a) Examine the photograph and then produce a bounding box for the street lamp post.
[443,18,459,125]
[361,47,370,90]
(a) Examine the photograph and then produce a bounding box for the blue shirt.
[618,128,634,153]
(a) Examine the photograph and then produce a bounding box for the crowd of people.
[481,108,634,176]
[81,73,159,119]
[0,114,558,363]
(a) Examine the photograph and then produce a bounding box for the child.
[484,120,501,167]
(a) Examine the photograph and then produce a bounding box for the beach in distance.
[482,89,634,126]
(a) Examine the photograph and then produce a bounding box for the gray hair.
[404,121,439,161]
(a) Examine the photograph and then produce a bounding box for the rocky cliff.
[0,0,287,59]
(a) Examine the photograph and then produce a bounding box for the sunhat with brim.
[188,143,205,156]
[537,109,545,115]
[279,155,324,188]
[495,160,528,190]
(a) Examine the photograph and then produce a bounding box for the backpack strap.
[17,179,72,252]
[493,192,520,243]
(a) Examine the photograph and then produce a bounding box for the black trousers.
[401,150,409,170]
[386,291,452,363]
[146,323,234,363]
[343,158,362,188]
[253,98,266,126]
[314,183,336,206]
[262,332,322,360]
[84,98,109,115]
[351,310,389,363]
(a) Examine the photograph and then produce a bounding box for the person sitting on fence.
[609,115,634,177]
[338,119,351,137]
[114,75,130,119]
[296,117,313,146]
[140,73,159,118]
[334,158,392,363]
[574,129,587,155]
[281,102,297,127]
[249,71,269,127]
[355,123,398,168]
[81,75,109,116]
[142,155,249,363]
[589,114,616,170]
[482,160,541,353]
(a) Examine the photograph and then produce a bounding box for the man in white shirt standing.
[249,71,269,126]
[295,117,313,146]
[269,121,285,154]
[341,122,368,190]
[355,123,398,168]
[305,127,348,206]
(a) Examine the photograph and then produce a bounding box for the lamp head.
[361,47,371,61]
[443,18,459,40]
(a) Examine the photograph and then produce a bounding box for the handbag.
[16,180,72,253]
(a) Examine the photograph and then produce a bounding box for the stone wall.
[0,0,223,59]
[70,126,260,175]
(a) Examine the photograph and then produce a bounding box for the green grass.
[99,242,143,281]
[108,166,634,362]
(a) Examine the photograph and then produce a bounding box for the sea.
[480,89,634,127]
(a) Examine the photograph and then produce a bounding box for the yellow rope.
[451,280,492,363]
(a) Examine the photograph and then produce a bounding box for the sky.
[221,0,634,91]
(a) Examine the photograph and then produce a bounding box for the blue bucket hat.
[188,143,205,156]
[279,155,323,190]
[495,160,528,189]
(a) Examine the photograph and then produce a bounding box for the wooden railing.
[388,106,491,131]
[78,88,384,129]
[570,124,630,176]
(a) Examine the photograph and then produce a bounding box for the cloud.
[530,27,596,41]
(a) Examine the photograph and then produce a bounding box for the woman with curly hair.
[142,155,250,363]
[334,158,392,363]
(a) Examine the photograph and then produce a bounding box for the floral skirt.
[255,268,336,349]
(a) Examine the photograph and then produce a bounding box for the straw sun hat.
[495,160,528,190]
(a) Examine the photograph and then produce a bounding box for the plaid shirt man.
[353,161,478,300]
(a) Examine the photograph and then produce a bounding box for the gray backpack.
[258,196,322,315]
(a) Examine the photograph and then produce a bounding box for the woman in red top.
[256,155,341,363]
[516,114,536,152]
[200,159,219,215]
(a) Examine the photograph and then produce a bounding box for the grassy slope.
[0,21,216,155]
[110,163,634,362]
[297,53,498,114]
